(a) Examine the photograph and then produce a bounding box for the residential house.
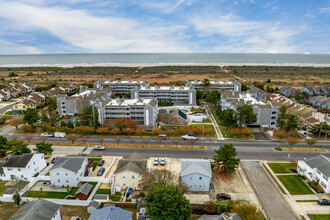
[186,80,242,91]
[158,109,187,125]
[1,153,46,181]
[11,99,37,113]
[131,85,197,105]
[10,199,61,220]
[94,80,149,95]
[100,98,158,128]
[180,159,212,192]
[0,162,5,180]
[0,91,9,101]
[297,155,330,193]
[59,84,79,94]
[49,156,88,187]
[309,96,324,106]
[113,153,149,190]
[301,87,328,96]
[320,100,330,110]
[280,86,300,97]
[89,206,133,220]
[305,117,320,127]
[76,183,93,200]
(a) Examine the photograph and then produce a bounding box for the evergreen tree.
[146,184,192,220]
[23,108,40,126]
[34,142,54,155]
[221,109,238,128]
[92,106,100,129]
[213,144,240,173]
[236,104,257,126]
[79,106,93,126]
[67,121,74,129]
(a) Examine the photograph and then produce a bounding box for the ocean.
[0,53,330,67]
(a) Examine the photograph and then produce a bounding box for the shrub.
[58,126,71,133]
[152,128,161,135]
[110,128,120,135]
[20,124,34,133]
[203,201,217,214]
[96,127,111,135]
[308,180,325,193]
[191,127,203,136]
[72,126,95,135]
[230,203,264,220]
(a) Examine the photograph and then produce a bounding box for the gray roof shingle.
[89,206,132,220]
[3,154,34,168]
[50,156,87,173]
[114,153,148,174]
[181,159,212,178]
[3,188,17,195]
[10,199,60,220]
[76,183,93,196]
[304,155,330,176]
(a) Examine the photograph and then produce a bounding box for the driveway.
[241,161,298,220]
[252,132,269,140]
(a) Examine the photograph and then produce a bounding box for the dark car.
[98,160,105,166]
[33,172,39,177]
[66,196,76,200]
[217,193,231,200]
[97,167,105,176]
[51,157,58,164]
[317,199,330,206]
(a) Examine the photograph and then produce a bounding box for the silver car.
[153,157,159,165]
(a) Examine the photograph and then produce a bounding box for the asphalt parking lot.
[241,161,298,220]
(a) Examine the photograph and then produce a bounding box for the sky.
[0,0,329,54]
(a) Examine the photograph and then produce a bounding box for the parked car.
[51,157,58,164]
[66,196,76,200]
[98,160,105,166]
[97,167,105,176]
[94,145,105,150]
[160,158,166,165]
[41,132,54,137]
[159,134,167,140]
[317,199,330,206]
[33,172,39,177]
[181,134,197,140]
[217,193,231,200]
[153,157,159,165]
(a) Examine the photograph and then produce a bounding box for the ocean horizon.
[0,53,330,67]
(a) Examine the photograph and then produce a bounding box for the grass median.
[308,214,330,220]
[277,175,314,195]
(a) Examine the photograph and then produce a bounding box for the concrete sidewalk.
[206,106,224,140]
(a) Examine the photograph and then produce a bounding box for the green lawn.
[109,192,122,201]
[89,157,102,167]
[95,188,111,195]
[308,214,330,220]
[268,162,297,174]
[277,175,314,195]
[0,182,6,196]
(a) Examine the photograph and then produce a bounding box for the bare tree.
[25,134,34,143]
[138,169,175,192]
[39,135,49,143]
[11,134,20,140]
[97,136,105,145]
[187,139,197,148]
[155,137,163,148]
[114,136,122,147]
[129,136,136,146]
[66,134,79,144]
[80,135,89,146]
[171,137,181,148]
[142,137,150,148]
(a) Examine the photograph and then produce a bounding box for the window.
[199,177,202,180]
[189,185,192,188]
[33,162,35,165]
[132,175,135,179]
[122,175,126,179]
[317,170,321,175]
[28,166,30,168]
[21,175,24,177]
[65,173,68,176]
[123,183,126,186]
[57,172,59,175]
[18,168,21,171]
[199,185,202,188]
[58,179,60,182]
[7,168,12,171]
[190,177,192,180]
[66,180,69,183]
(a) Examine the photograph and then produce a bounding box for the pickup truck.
[181,134,198,140]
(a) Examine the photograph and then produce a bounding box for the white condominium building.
[131,85,196,105]
[93,80,149,95]
[186,80,241,91]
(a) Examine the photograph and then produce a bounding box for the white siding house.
[180,159,212,192]
[1,154,46,181]
[297,155,330,193]
[10,199,61,220]
[49,156,88,187]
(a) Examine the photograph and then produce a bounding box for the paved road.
[241,161,298,220]
[0,102,18,114]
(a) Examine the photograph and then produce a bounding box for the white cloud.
[0,1,190,53]
[0,40,41,54]
[319,7,330,14]
[190,14,302,53]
